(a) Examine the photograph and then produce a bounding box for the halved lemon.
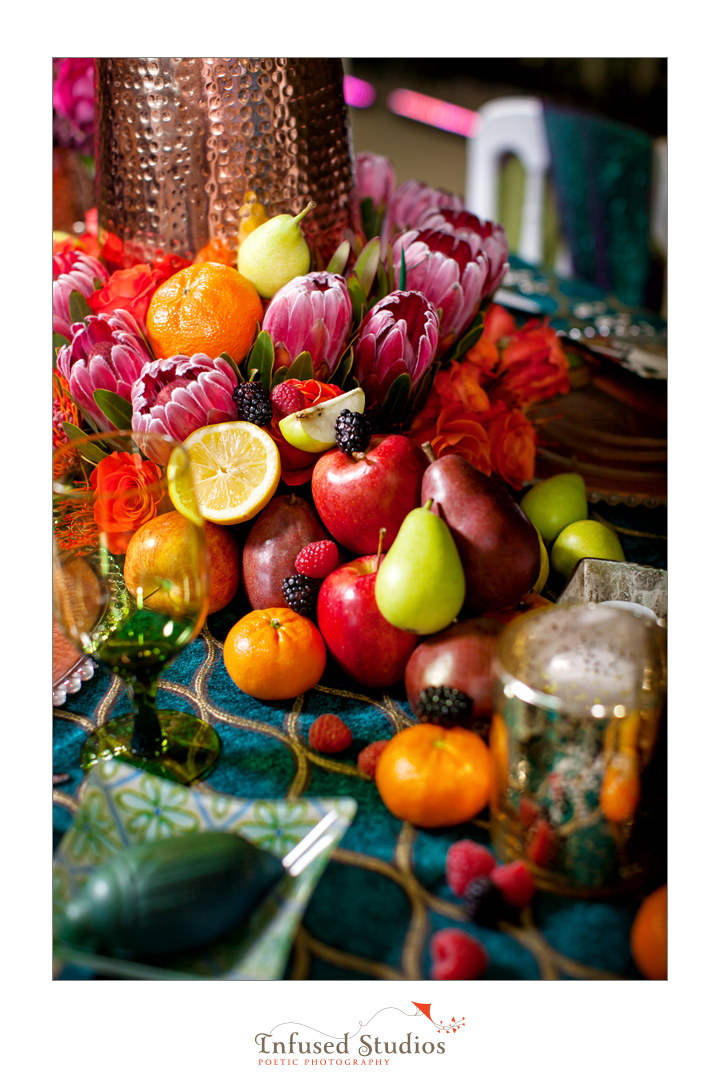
[173,422,281,525]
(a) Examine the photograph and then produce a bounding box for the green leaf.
[375,372,412,432]
[93,389,133,431]
[375,261,390,302]
[244,331,275,390]
[53,333,70,366]
[219,351,243,386]
[353,237,381,298]
[398,248,407,292]
[68,289,92,326]
[286,351,314,382]
[330,346,354,389]
[347,276,368,326]
[271,365,290,389]
[443,310,485,366]
[326,240,351,275]
[407,361,439,422]
[62,422,109,463]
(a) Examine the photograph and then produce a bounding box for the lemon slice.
[278,387,365,453]
[167,446,204,527]
[176,422,281,525]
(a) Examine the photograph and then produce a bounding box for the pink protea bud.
[392,229,489,352]
[56,310,153,431]
[53,251,110,340]
[353,290,440,407]
[386,179,464,236]
[416,208,510,298]
[262,271,353,381]
[356,152,396,211]
[131,353,238,462]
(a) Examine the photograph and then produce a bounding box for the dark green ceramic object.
[58,832,284,956]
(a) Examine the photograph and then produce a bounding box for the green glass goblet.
[52,430,220,784]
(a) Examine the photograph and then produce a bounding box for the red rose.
[88,264,166,337]
[494,319,570,407]
[268,379,345,486]
[420,402,493,475]
[90,451,164,554]
[484,403,536,489]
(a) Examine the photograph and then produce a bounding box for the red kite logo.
[411,1002,466,1034]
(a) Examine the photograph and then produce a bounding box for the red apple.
[311,434,429,555]
[317,554,419,688]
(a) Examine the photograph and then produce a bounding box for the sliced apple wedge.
[278,387,366,453]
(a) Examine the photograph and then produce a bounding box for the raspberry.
[490,861,535,909]
[430,928,489,980]
[295,540,339,579]
[463,876,508,927]
[271,382,306,419]
[308,714,352,753]
[357,740,389,779]
[445,840,497,898]
[526,819,554,868]
[282,573,320,617]
[232,381,273,427]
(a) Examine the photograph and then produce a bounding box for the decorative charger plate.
[53,616,95,707]
[52,761,357,980]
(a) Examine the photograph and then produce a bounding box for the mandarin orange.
[146,262,263,363]
[375,723,492,829]
[631,884,667,980]
[223,607,326,701]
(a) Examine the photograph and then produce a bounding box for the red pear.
[241,494,330,610]
[421,454,540,614]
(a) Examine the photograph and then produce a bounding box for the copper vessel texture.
[94,57,359,266]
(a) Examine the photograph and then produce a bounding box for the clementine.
[375,723,492,829]
[223,607,326,700]
[146,262,263,363]
[630,884,667,980]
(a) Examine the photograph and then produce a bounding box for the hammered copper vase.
[94,58,359,267]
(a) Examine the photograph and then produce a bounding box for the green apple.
[529,525,550,594]
[520,473,588,545]
[551,519,625,580]
[278,387,365,453]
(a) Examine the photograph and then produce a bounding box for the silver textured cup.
[94,58,360,267]
[490,603,666,897]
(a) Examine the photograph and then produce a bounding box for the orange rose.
[88,264,166,337]
[90,451,164,554]
[494,319,570,407]
[434,362,491,414]
[268,379,345,486]
[485,403,536,489]
[465,303,517,379]
[426,403,493,474]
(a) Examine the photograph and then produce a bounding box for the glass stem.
[128,679,165,757]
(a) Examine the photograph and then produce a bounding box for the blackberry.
[232,381,273,427]
[463,876,509,928]
[282,573,320,618]
[416,685,473,727]
[335,409,372,456]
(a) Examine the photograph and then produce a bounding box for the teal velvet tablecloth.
[53,494,667,982]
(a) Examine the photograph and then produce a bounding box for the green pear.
[236,201,315,299]
[520,472,588,545]
[551,519,625,579]
[375,501,466,635]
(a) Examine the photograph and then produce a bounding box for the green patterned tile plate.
[52,760,357,980]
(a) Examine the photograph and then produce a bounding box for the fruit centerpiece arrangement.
[54,150,652,972]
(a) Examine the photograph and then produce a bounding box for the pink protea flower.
[53,251,109,340]
[131,353,238,462]
[356,152,396,211]
[353,290,440,407]
[392,229,489,352]
[53,57,95,154]
[57,310,153,431]
[386,179,464,236]
[262,272,353,381]
[416,208,510,298]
